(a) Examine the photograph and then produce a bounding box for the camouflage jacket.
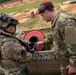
[51,12,76,67]
[0,32,32,70]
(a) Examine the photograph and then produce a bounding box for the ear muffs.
[0,13,8,22]
[38,2,54,13]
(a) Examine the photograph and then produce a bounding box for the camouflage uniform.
[0,13,32,75]
[0,32,32,75]
[50,12,76,75]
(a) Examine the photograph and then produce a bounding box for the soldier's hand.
[66,65,76,74]
[35,41,43,46]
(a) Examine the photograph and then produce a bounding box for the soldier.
[0,13,32,75]
[36,1,76,75]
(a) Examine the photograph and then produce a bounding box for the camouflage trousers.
[3,67,28,75]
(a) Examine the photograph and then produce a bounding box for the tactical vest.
[0,32,29,69]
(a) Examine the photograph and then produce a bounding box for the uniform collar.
[0,32,12,37]
[51,12,60,28]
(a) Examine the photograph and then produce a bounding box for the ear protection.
[38,2,53,13]
[0,13,8,22]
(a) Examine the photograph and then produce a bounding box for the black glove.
[28,42,35,53]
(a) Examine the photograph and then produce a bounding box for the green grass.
[18,16,50,31]
[19,17,38,30]
[0,1,41,14]
[0,0,67,14]
[51,0,68,10]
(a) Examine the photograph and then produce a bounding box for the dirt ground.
[1,0,76,23]
[60,1,76,15]
[14,8,37,23]
[15,1,76,23]
[0,0,37,23]
[0,0,36,9]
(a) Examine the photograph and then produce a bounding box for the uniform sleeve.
[43,34,53,44]
[1,40,32,63]
[64,18,76,67]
